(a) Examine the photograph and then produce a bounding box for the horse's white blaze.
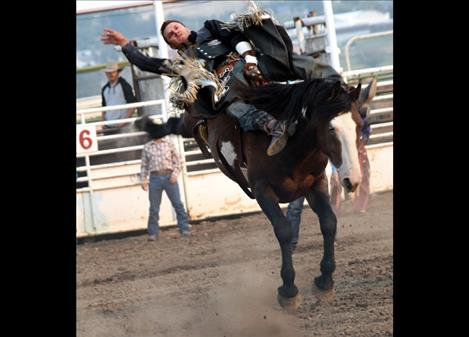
[330,112,361,187]
[221,141,237,167]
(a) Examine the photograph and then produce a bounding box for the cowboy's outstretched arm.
[121,43,178,75]
[101,28,177,76]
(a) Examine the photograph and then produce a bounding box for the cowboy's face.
[105,70,119,83]
[163,22,190,49]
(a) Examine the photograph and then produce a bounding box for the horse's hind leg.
[305,175,337,291]
[255,181,301,310]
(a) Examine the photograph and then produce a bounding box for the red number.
[79,129,93,150]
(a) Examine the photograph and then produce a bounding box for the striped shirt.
[140,138,182,182]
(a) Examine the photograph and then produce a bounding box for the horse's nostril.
[343,178,353,191]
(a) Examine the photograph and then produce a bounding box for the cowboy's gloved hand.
[244,64,264,87]
[243,62,264,87]
[236,44,265,86]
[244,62,262,77]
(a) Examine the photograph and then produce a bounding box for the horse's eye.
[328,126,335,134]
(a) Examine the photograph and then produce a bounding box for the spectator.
[140,136,190,240]
[353,104,372,213]
[101,61,137,135]
[286,196,305,252]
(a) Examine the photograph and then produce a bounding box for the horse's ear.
[349,83,361,101]
[328,80,342,101]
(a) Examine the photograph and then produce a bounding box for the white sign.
[77,125,98,154]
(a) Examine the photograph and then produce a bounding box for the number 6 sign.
[77,125,98,154]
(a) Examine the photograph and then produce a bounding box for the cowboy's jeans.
[147,175,189,235]
[286,196,305,248]
[225,100,272,132]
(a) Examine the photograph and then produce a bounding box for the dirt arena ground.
[77,190,393,337]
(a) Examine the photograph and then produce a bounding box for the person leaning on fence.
[140,136,190,240]
[101,61,137,135]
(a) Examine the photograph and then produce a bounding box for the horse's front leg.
[305,175,336,291]
[255,181,301,310]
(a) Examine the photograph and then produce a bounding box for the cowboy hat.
[103,61,123,73]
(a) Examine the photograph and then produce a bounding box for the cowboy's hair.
[160,20,185,46]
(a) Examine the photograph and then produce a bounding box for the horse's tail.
[134,115,184,139]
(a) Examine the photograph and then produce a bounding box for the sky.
[76,1,153,13]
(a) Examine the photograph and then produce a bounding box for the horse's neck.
[290,125,317,156]
[286,126,328,171]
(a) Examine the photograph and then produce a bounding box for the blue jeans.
[147,175,189,235]
[286,196,305,247]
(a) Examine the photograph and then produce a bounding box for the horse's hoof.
[314,275,334,291]
[277,293,302,312]
[311,283,335,302]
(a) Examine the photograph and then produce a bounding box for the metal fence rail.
[343,65,393,146]
[342,65,393,82]
[76,100,167,193]
[344,31,393,72]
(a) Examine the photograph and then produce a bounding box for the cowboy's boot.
[225,102,297,156]
[266,119,288,156]
[258,116,297,156]
[359,78,377,106]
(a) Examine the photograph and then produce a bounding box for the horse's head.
[314,80,362,193]
[241,78,363,192]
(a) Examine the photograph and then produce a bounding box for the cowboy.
[101,61,137,134]
[101,20,294,156]
[101,15,375,152]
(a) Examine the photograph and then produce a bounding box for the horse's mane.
[241,78,353,124]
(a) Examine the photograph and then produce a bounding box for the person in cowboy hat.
[101,61,137,134]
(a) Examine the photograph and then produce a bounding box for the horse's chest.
[292,174,318,193]
[280,174,316,196]
[300,175,315,189]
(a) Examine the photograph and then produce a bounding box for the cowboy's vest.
[186,23,297,82]
[181,27,232,73]
[181,28,250,109]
